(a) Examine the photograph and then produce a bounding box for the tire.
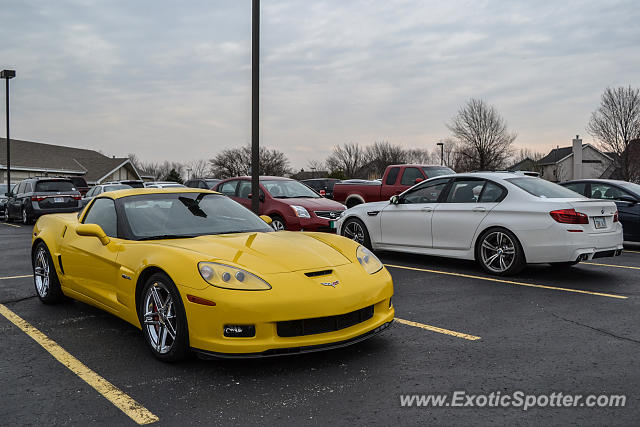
[341,217,372,249]
[4,207,12,222]
[32,242,65,304]
[271,215,286,231]
[138,272,190,362]
[476,227,526,276]
[346,198,362,209]
[22,207,31,225]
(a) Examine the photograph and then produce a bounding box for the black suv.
[300,178,341,199]
[185,178,221,189]
[4,177,81,224]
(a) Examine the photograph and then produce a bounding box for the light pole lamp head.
[436,142,444,147]
[0,70,16,79]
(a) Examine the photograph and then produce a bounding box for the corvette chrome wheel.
[143,282,178,355]
[480,231,516,273]
[343,220,365,245]
[34,247,50,298]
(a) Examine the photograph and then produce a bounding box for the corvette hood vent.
[304,269,333,277]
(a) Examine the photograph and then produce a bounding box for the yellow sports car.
[31,188,394,361]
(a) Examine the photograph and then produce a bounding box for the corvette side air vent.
[304,270,333,277]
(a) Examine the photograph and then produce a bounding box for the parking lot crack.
[0,294,37,305]
[551,312,640,345]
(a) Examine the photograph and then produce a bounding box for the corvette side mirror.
[259,215,273,225]
[390,195,400,205]
[76,223,110,245]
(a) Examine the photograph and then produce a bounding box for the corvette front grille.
[276,305,374,337]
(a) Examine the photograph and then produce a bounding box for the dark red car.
[214,176,346,232]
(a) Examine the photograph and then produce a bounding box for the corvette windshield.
[121,193,272,240]
[262,180,320,198]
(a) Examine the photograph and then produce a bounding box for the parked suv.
[185,178,221,189]
[214,176,346,232]
[300,178,341,199]
[0,184,15,219]
[4,177,81,224]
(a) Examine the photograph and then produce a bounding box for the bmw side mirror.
[390,195,400,205]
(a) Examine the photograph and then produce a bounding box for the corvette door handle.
[472,207,486,212]
[421,207,433,212]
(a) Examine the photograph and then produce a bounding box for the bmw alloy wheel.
[480,231,516,273]
[343,220,365,245]
[34,247,50,298]
[142,282,178,354]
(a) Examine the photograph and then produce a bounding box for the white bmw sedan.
[337,172,623,275]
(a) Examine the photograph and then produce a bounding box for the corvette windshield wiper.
[137,234,197,241]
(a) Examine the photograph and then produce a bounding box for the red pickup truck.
[332,164,454,208]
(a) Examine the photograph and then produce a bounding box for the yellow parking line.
[0,274,32,280]
[583,262,640,270]
[396,318,481,341]
[0,304,159,425]
[0,222,21,228]
[623,249,640,254]
[385,264,627,299]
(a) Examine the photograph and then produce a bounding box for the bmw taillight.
[614,211,619,222]
[550,209,589,224]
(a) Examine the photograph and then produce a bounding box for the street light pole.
[1,70,15,194]
[436,142,444,166]
[251,0,260,214]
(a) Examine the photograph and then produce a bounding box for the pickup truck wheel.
[346,198,362,209]
[341,218,372,249]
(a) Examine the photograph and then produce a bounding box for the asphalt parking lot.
[1,222,639,425]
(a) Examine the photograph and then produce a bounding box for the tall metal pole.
[5,77,10,192]
[440,144,444,166]
[251,0,260,214]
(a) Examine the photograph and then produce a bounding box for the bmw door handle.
[421,207,433,212]
[472,207,486,212]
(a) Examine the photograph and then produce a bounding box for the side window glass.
[447,180,485,203]
[83,198,117,237]
[237,181,252,199]
[590,184,629,200]
[25,183,33,193]
[199,181,208,189]
[400,167,423,186]
[219,180,238,196]
[564,182,587,196]
[386,167,400,185]
[479,181,506,203]
[403,180,449,204]
[16,182,25,194]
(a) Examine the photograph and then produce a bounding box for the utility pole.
[251,0,260,214]
[1,70,16,192]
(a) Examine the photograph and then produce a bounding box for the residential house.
[537,136,614,182]
[0,138,141,185]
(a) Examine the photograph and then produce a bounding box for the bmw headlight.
[198,262,271,290]
[356,245,383,274]
[290,205,310,218]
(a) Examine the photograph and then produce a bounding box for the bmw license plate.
[593,216,606,229]
[54,197,64,203]
[329,220,336,229]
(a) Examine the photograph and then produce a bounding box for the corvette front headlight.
[198,262,271,290]
[356,245,383,274]
[290,205,310,218]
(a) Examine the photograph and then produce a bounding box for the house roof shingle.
[537,146,578,166]
[0,138,138,183]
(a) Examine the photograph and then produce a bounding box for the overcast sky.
[2,0,639,169]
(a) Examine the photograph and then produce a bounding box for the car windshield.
[121,193,273,239]
[127,182,145,188]
[506,178,584,198]
[262,180,320,198]
[104,184,132,192]
[422,166,455,177]
[617,181,640,197]
[35,180,76,192]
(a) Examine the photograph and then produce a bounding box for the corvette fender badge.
[321,280,339,288]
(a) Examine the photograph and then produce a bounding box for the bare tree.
[587,86,640,181]
[364,141,408,177]
[326,143,366,178]
[447,99,517,171]
[210,145,291,178]
[306,159,326,172]
[186,159,210,179]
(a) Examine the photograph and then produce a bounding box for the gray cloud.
[1,0,639,168]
